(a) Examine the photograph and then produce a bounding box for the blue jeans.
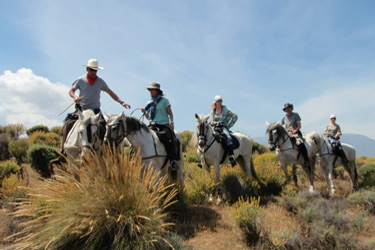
[222,127,233,146]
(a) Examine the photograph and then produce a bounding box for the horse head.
[266,121,286,151]
[78,110,101,154]
[195,113,211,147]
[105,112,126,146]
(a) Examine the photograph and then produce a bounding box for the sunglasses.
[88,68,97,72]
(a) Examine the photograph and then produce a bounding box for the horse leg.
[349,161,358,191]
[327,163,335,196]
[281,163,291,185]
[292,164,298,188]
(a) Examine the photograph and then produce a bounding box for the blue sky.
[1,1,375,139]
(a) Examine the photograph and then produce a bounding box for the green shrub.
[27,144,59,178]
[252,141,269,155]
[0,134,11,161]
[10,146,178,250]
[50,126,62,135]
[179,130,192,152]
[358,163,375,188]
[348,190,375,214]
[0,160,21,183]
[28,131,60,148]
[232,196,260,246]
[184,146,199,163]
[26,125,49,136]
[8,139,30,164]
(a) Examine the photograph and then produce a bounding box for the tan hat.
[83,59,104,70]
[147,82,163,93]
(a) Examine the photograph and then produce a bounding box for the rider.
[64,59,131,144]
[324,114,347,164]
[141,82,179,171]
[209,95,238,166]
[280,103,311,170]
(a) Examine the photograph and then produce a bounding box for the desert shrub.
[253,152,278,165]
[0,134,11,161]
[348,190,375,214]
[28,131,60,148]
[232,196,260,246]
[8,139,30,164]
[9,147,178,250]
[27,144,59,178]
[184,146,199,163]
[6,123,26,140]
[221,166,260,203]
[26,125,49,136]
[184,165,216,205]
[356,156,375,168]
[179,130,192,152]
[0,173,27,207]
[50,126,63,135]
[358,163,375,188]
[0,160,21,183]
[252,141,269,155]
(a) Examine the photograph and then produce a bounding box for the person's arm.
[69,87,81,103]
[166,105,174,130]
[105,88,131,109]
[290,120,301,135]
[335,128,342,139]
[323,127,329,136]
[226,108,238,128]
[141,108,150,120]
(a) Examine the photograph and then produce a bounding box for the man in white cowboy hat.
[69,59,131,111]
[63,59,131,144]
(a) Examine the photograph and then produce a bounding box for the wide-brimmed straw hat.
[83,59,104,70]
[283,103,293,111]
[147,82,163,93]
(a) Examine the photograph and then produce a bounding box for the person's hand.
[74,96,81,103]
[141,108,146,114]
[121,102,131,109]
[210,121,215,126]
[170,123,174,131]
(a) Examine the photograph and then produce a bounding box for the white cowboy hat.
[214,95,222,102]
[83,59,104,70]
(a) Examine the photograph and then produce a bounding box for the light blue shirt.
[150,98,171,125]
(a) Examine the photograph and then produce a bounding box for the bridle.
[268,127,293,151]
[197,121,216,153]
[106,119,127,145]
[81,122,101,151]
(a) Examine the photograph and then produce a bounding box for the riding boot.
[298,144,311,171]
[228,144,236,167]
[338,148,349,166]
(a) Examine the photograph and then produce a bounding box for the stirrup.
[229,155,236,167]
[197,163,203,168]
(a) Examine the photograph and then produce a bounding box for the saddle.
[149,124,181,161]
[328,137,348,165]
[213,126,240,149]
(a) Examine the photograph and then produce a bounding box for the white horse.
[193,114,259,182]
[307,131,358,195]
[266,121,316,192]
[64,109,102,163]
[104,112,184,184]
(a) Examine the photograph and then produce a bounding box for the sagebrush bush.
[183,164,216,205]
[26,125,49,136]
[6,123,26,140]
[232,196,260,246]
[0,134,11,161]
[27,144,59,178]
[0,160,21,183]
[179,130,192,152]
[9,146,178,250]
[8,139,30,165]
[50,126,62,135]
[348,190,375,214]
[358,163,375,188]
[28,131,61,148]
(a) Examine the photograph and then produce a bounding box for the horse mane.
[124,116,150,133]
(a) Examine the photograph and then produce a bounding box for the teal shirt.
[150,98,171,125]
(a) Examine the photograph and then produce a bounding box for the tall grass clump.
[8,145,178,250]
[232,196,260,246]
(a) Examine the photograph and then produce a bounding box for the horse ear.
[266,121,270,126]
[195,113,199,120]
[94,113,101,122]
[104,112,110,121]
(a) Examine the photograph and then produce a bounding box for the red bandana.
[86,74,98,85]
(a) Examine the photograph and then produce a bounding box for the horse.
[104,112,184,185]
[63,109,102,163]
[306,131,358,195]
[193,114,259,182]
[266,121,316,192]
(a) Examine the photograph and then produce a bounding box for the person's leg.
[223,127,236,166]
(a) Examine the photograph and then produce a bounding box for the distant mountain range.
[253,133,375,157]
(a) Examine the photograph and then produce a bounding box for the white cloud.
[0,68,70,128]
